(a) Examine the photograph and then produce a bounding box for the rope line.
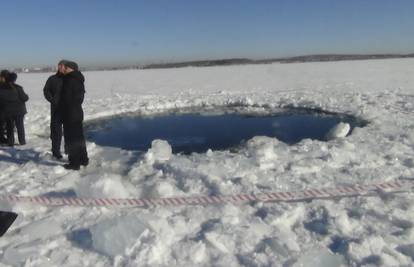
[2,179,413,208]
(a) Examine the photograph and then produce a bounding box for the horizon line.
[3,52,414,71]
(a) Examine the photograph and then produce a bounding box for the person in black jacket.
[60,61,88,170]
[43,60,67,158]
[0,72,29,146]
[0,70,9,144]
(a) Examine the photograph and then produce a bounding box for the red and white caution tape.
[1,179,413,208]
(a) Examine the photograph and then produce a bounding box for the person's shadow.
[0,146,59,167]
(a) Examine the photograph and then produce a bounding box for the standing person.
[0,72,29,146]
[60,61,88,170]
[43,60,67,159]
[0,70,9,144]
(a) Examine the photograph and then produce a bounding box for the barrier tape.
[1,179,413,208]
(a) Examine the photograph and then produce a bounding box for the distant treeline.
[275,53,414,63]
[142,53,414,69]
[11,53,414,73]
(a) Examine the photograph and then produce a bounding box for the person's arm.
[43,77,53,103]
[52,82,62,106]
[17,86,29,102]
[70,79,85,105]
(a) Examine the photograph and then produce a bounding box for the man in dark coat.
[0,72,29,146]
[60,61,89,170]
[43,60,67,158]
[0,70,9,144]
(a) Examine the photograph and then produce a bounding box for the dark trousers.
[0,119,7,143]
[6,115,26,146]
[63,120,88,166]
[50,111,64,155]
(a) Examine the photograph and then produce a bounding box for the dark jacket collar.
[65,70,85,83]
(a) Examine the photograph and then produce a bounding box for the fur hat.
[63,61,79,71]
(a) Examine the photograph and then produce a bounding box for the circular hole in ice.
[85,107,368,154]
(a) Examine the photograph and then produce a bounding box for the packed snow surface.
[0,59,414,266]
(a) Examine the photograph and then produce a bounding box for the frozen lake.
[1,59,413,266]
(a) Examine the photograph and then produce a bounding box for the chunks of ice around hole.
[90,215,147,257]
[325,122,351,140]
[145,139,172,163]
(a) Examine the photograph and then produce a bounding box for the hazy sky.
[2,0,414,68]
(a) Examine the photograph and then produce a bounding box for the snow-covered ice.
[0,58,413,266]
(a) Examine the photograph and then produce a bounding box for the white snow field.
[0,58,414,266]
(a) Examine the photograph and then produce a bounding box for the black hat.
[0,69,10,78]
[58,59,69,66]
[6,72,17,83]
[63,61,79,71]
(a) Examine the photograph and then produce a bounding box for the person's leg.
[78,121,88,165]
[63,123,68,155]
[64,121,74,162]
[64,121,88,169]
[15,115,26,145]
[50,112,63,157]
[0,119,7,143]
[5,118,14,146]
[64,121,80,169]
[69,121,85,166]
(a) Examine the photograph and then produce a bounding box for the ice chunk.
[205,232,232,253]
[145,139,172,163]
[20,218,62,240]
[150,180,177,198]
[185,242,207,264]
[270,206,305,252]
[348,236,386,263]
[246,136,278,169]
[4,243,42,266]
[325,122,350,140]
[293,248,346,267]
[3,218,62,265]
[90,215,147,257]
[397,243,414,261]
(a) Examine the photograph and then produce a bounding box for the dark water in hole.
[86,112,365,154]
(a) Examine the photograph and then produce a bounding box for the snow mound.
[76,173,133,199]
[90,215,147,257]
[325,122,351,140]
[145,139,172,163]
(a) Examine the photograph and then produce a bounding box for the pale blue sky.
[1,0,414,68]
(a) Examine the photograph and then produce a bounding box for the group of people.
[0,60,89,171]
[0,70,29,146]
[43,60,89,170]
